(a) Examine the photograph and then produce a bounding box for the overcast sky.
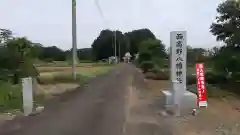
[0,0,224,50]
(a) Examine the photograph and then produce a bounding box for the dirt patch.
[173,97,240,135]
[145,78,240,135]
[37,83,79,97]
[125,74,174,135]
[0,113,16,128]
[145,79,170,96]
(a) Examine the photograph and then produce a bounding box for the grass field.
[37,62,115,82]
[37,65,115,84]
[0,62,116,111]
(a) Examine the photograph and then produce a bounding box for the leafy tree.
[0,29,12,43]
[138,39,167,72]
[76,48,93,61]
[210,0,240,76]
[139,39,166,58]
[0,37,38,83]
[210,0,240,48]
[30,43,44,58]
[91,28,157,61]
[91,29,128,61]
[187,47,207,64]
[91,29,114,60]
[38,46,66,61]
[212,46,240,74]
[125,29,156,55]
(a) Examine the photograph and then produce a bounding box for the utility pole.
[114,30,117,63]
[118,39,120,62]
[72,0,77,79]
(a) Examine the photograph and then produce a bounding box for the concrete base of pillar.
[161,90,197,116]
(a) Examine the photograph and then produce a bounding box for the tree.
[138,39,167,72]
[187,47,207,64]
[210,0,240,48]
[0,37,38,83]
[209,46,220,57]
[125,29,156,55]
[91,29,128,61]
[91,29,115,60]
[210,0,240,76]
[91,28,157,61]
[38,46,66,61]
[30,43,43,58]
[212,46,240,74]
[77,48,93,61]
[0,29,12,43]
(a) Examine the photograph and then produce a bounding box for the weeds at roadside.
[0,81,22,112]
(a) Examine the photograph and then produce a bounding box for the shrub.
[205,72,228,84]
[139,61,154,73]
[138,52,152,64]
[146,65,169,80]
[187,74,196,85]
[186,71,228,85]
[232,72,240,81]
[152,57,164,68]
[187,84,229,98]
[0,81,22,111]
[163,64,168,68]
[149,64,161,74]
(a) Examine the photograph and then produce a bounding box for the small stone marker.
[22,77,33,116]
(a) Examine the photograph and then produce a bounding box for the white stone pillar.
[170,31,187,115]
[22,77,33,116]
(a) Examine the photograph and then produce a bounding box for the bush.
[138,52,152,64]
[205,72,228,84]
[163,64,168,68]
[149,64,161,74]
[145,65,169,80]
[187,84,229,98]
[187,74,196,85]
[139,61,154,73]
[232,72,240,81]
[0,81,22,111]
[186,71,228,85]
[152,57,164,68]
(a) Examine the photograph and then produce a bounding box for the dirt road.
[0,64,138,135]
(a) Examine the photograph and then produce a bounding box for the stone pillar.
[170,31,187,115]
[162,31,197,116]
[22,77,33,116]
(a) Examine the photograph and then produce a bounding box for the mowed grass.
[35,62,109,69]
[37,64,116,84]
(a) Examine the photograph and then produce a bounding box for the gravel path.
[0,63,172,135]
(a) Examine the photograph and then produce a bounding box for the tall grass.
[0,81,22,111]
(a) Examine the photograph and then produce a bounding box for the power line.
[94,0,105,20]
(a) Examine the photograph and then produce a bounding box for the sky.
[0,0,225,50]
